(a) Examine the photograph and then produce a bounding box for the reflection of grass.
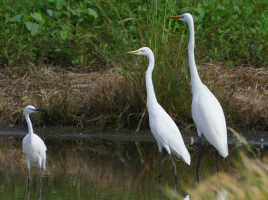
[1,138,267,200]
[0,139,159,199]
[0,139,233,199]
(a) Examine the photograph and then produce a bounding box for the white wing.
[192,85,228,157]
[150,104,191,165]
[22,134,28,154]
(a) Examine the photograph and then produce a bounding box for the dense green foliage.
[1,0,267,68]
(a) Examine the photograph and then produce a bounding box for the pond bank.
[0,123,267,147]
[1,66,268,131]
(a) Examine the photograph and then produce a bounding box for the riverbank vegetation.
[165,132,268,200]
[165,151,268,199]
[0,0,267,130]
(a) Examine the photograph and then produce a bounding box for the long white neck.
[25,114,34,135]
[145,51,158,111]
[186,17,202,93]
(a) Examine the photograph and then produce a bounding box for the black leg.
[39,168,43,186]
[27,179,30,191]
[215,151,219,173]
[158,151,163,182]
[27,168,30,190]
[169,154,178,182]
[196,136,202,182]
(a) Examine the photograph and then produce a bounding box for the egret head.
[170,13,193,24]
[23,105,45,116]
[127,47,152,56]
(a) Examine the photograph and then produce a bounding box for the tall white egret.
[170,13,228,181]
[22,105,47,188]
[127,47,190,181]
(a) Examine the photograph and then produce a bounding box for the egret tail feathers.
[172,146,191,165]
[217,142,228,158]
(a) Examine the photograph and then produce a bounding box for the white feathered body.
[22,133,47,169]
[128,47,191,166]
[192,84,228,158]
[148,103,191,165]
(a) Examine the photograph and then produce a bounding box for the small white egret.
[127,47,190,181]
[22,105,47,188]
[170,13,228,181]
[184,195,190,200]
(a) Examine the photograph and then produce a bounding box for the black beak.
[34,108,46,113]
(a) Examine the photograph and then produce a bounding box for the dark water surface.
[1,137,266,200]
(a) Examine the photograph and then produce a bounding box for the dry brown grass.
[190,153,268,200]
[0,64,267,130]
[0,66,141,128]
[164,152,268,200]
[199,64,268,130]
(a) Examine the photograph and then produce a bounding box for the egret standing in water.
[22,105,47,188]
[127,47,190,181]
[170,13,228,181]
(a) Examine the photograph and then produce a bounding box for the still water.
[0,137,262,200]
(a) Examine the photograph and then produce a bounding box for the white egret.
[22,105,47,188]
[184,195,190,200]
[170,13,228,181]
[127,47,190,181]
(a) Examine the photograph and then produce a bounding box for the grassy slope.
[0,0,267,130]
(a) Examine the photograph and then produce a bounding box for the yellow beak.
[170,15,183,20]
[126,49,141,54]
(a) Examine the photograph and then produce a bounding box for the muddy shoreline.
[0,123,267,147]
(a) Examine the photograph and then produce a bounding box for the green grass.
[1,0,267,67]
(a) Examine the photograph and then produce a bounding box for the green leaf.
[47,9,53,16]
[195,7,206,18]
[47,9,58,17]
[56,0,66,9]
[181,7,189,13]
[25,22,41,36]
[70,8,80,16]
[31,12,44,24]
[9,14,23,22]
[87,8,98,19]
[60,30,68,40]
